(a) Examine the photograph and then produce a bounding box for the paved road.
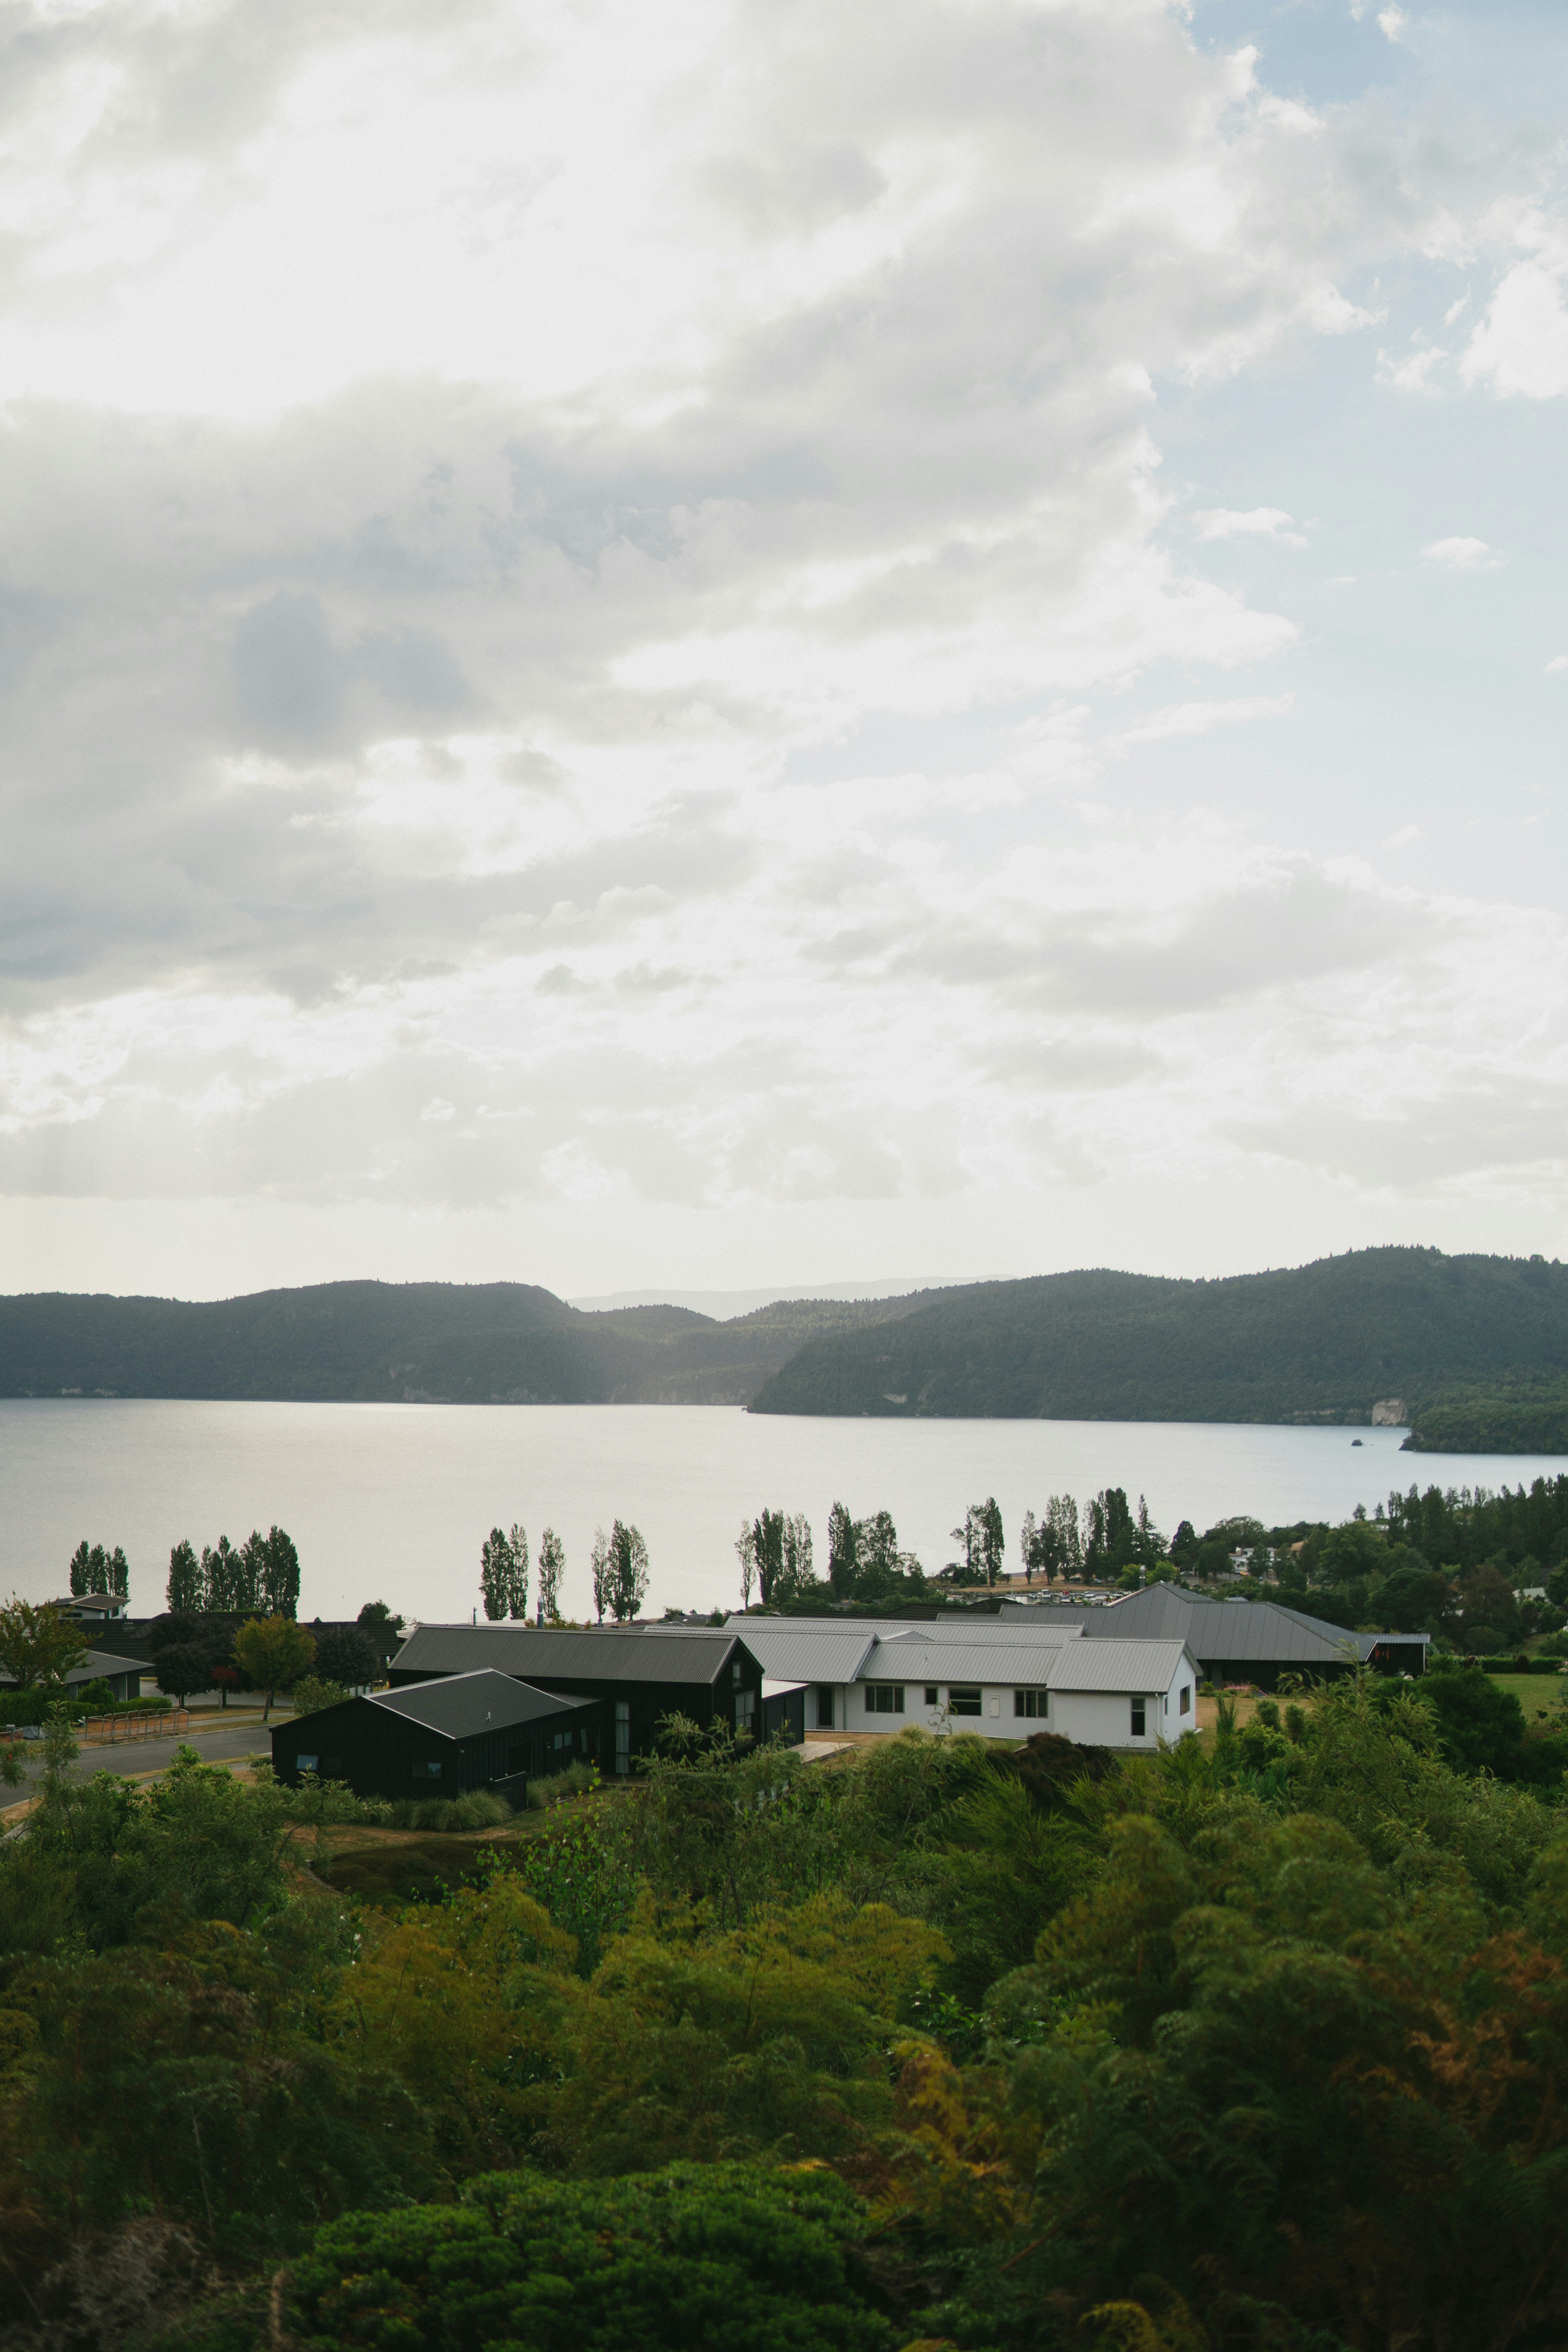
[2,1708,289,1815]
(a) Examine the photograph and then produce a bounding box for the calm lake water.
[4,1399,1565,1624]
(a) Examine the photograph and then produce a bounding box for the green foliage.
[67,1537,130,1597]
[231,1614,315,1713]
[0,1597,88,1689]
[750,1245,1568,1421]
[290,1675,350,1717]
[1405,1372,1568,1452]
[289,2164,895,2351]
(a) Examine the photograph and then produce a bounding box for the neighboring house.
[387,1624,781,1772]
[0,1647,152,1708]
[49,1592,130,1626]
[726,1615,1197,1748]
[270,1668,603,1801]
[1003,1584,1429,1688]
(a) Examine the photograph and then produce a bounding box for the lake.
[2,1398,1564,1624]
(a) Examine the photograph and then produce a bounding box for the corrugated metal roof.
[1044,1639,1197,1692]
[722,1624,878,1681]
[391,1623,744,1687]
[861,1635,1074,1686]
[725,1613,1082,1649]
[1079,1587,1362,1666]
[1,1646,154,1689]
[368,1670,592,1740]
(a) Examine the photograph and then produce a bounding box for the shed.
[388,1624,773,1772]
[270,1669,603,1802]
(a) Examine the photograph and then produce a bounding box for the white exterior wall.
[847,1653,1198,1748]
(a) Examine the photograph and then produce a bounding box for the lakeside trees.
[480,1523,530,1620]
[163,1524,301,1615]
[65,1539,128,1597]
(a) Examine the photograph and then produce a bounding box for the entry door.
[614,1700,630,1775]
[815,1686,835,1730]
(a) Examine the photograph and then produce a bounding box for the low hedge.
[0,1691,175,1728]
[1480,1657,1565,1676]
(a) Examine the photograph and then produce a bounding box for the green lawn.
[1485,1673,1568,1720]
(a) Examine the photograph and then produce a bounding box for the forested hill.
[0,1280,932,1405]
[746,1248,1568,1427]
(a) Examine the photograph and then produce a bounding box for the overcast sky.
[0,0,1565,1303]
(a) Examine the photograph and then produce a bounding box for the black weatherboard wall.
[270,1670,604,1801]
[388,1625,769,1770]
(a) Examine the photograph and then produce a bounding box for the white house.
[726,1615,1198,1749]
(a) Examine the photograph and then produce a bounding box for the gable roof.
[1082,1585,1392,1667]
[366,1670,592,1741]
[0,1647,155,1691]
[391,1623,748,1688]
[1044,1639,1198,1692]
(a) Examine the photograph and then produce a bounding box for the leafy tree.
[606,1520,650,1622]
[313,1626,377,1688]
[1318,1517,1390,1583]
[1083,1488,1137,1579]
[480,1527,514,1621]
[232,1617,316,1720]
[291,2164,895,2352]
[753,1507,786,1604]
[166,1537,201,1612]
[979,1495,1004,1583]
[66,1540,129,1598]
[1373,1555,1452,1632]
[735,1520,757,1610]
[591,1526,610,1622]
[536,1527,565,1622]
[781,1511,814,1597]
[154,1642,217,1705]
[256,1524,301,1615]
[292,1677,350,1717]
[950,1503,983,1581]
[1169,1517,1198,1570]
[201,1533,247,1610]
[827,1501,857,1597]
[0,1599,87,1690]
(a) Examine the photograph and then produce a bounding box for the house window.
[1179,1685,1192,1716]
[736,1688,757,1735]
[1013,1690,1048,1719]
[924,1686,938,1707]
[614,1700,631,1776]
[864,1685,904,1714]
[949,1687,982,1717]
[414,1760,442,1779]
[1130,1698,1146,1738]
[296,1753,319,1773]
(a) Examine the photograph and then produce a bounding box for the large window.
[1013,1689,1048,1719]
[864,1684,904,1715]
[1130,1697,1147,1738]
[949,1687,982,1717]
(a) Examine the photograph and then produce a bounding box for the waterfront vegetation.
[2,1666,1568,2351]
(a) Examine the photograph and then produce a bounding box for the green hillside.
[746,1247,1568,1431]
[1403,1375,1568,1454]
[0,1280,927,1406]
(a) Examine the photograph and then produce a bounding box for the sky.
[1,0,1566,1305]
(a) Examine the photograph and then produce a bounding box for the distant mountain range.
[3,1249,1566,1447]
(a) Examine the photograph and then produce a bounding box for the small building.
[50,1593,130,1626]
[0,1647,154,1713]
[270,1669,604,1802]
[387,1624,773,1773]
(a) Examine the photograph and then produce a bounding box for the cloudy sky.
[0,0,1564,1303]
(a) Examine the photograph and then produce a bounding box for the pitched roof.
[1043,1639,1198,1692]
[860,1635,1078,1686]
[719,1623,879,1682]
[367,1671,592,1740]
[0,1647,155,1690]
[1083,1586,1368,1667]
[392,1622,746,1688]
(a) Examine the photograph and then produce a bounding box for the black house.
[270,1669,603,1802]
[388,1624,771,1773]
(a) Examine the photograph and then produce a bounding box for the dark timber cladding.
[270,1669,603,1801]
[389,1624,766,1771]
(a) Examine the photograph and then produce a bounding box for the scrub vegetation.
[2,1672,1568,2351]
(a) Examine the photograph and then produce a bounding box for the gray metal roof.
[0,1646,155,1690]
[860,1635,1077,1686]
[1044,1639,1197,1692]
[392,1622,746,1687]
[721,1623,878,1682]
[1078,1587,1361,1666]
[725,1612,1082,1650]
[367,1670,591,1741]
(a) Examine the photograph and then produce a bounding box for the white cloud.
[1546,656,1568,676]
[1423,535,1503,572]
[0,0,1555,1278]
[1377,6,1409,43]
[1191,507,1306,544]
[1376,344,1447,394]
[1463,261,1568,399]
